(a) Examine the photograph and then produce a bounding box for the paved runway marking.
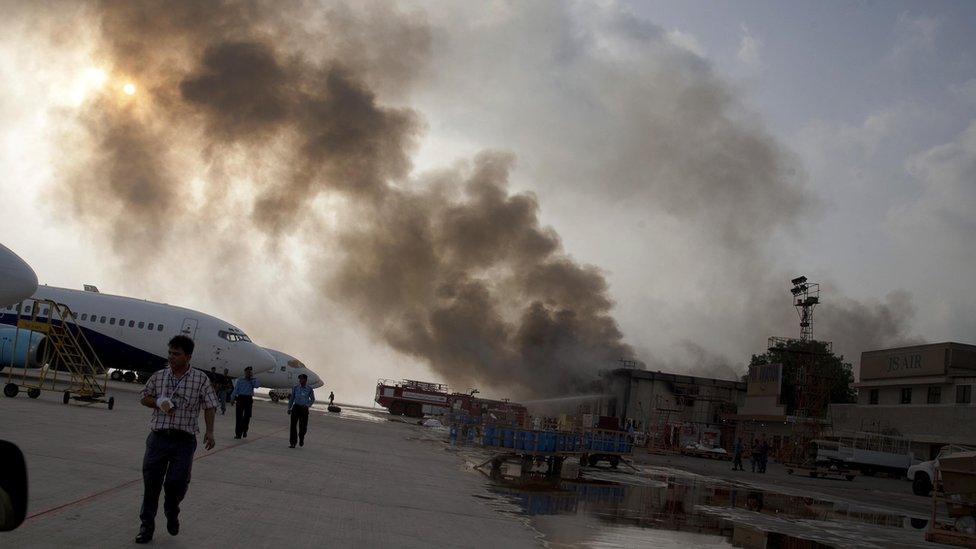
[24,424,289,523]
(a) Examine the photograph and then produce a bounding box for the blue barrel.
[503,429,514,448]
[524,432,535,452]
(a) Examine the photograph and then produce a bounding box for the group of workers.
[133,335,333,544]
[731,437,771,473]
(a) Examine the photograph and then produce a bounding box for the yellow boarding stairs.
[2,298,114,410]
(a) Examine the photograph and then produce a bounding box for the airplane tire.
[108,396,115,410]
[270,393,279,403]
[110,370,123,381]
[27,388,40,399]
[62,391,70,404]
[122,371,136,383]
[4,383,18,398]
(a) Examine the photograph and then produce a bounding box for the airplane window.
[280,366,286,372]
[138,321,144,328]
[100,316,106,323]
[148,323,154,330]
[129,320,135,327]
[119,318,125,326]
[81,314,88,321]
[110,318,116,325]
[157,324,164,331]
[217,330,252,343]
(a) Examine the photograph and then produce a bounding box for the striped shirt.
[141,367,220,434]
[289,385,315,410]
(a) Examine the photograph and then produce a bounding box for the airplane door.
[180,318,198,339]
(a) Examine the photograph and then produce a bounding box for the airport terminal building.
[831,342,976,459]
[602,368,746,448]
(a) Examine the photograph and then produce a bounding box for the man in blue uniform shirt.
[288,373,316,448]
[231,366,259,439]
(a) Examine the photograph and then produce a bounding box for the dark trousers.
[140,431,196,529]
[290,405,309,445]
[235,395,253,437]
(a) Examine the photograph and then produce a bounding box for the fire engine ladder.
[2,298,114,409]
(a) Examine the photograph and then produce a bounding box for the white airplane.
[261,347,323,402]
[0,285,275,381]
[0,244,38,306]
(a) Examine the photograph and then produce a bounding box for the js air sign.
[860,347,948,380]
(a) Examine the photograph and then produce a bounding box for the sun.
[122,83,137,95]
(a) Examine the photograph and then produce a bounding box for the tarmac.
[0,378,539,548]
[0,373,956,548]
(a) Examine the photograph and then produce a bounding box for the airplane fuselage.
[0,285,274,378]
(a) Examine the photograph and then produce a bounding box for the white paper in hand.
[157,396,174,412]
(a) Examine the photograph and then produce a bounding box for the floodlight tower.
[790,276,820,342]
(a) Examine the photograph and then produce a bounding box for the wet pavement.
[446,443,944,548]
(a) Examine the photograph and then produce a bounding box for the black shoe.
[135,525,153,544]
[299,438,304,447]
[243,432,247,438]
[289,444,296,448]
[166,515,179,536]
[234,435,241,439]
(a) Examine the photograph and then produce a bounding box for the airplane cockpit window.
[218,330,252,343]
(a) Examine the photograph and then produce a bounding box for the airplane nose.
[311,379,324,389]
[248,346,276,373]
[0,243,38,306]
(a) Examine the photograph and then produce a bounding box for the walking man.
[135,335,218,544]
[288,373,315,448]
[759,438,770,473]
[750,438,759,473]
[732,437,744,471]
[231,366,259,439]
[329,391,335,406]
[217,368,231,415]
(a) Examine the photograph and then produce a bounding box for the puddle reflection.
[484,464,930,548]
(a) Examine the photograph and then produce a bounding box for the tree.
[748,339,855,416]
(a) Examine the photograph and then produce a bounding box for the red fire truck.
[374,379,526,424]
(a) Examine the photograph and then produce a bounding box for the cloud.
[893,120,976,261]
[666,29,706,57]
[737,24,762,68]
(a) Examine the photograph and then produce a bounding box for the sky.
[0,1,973,405]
